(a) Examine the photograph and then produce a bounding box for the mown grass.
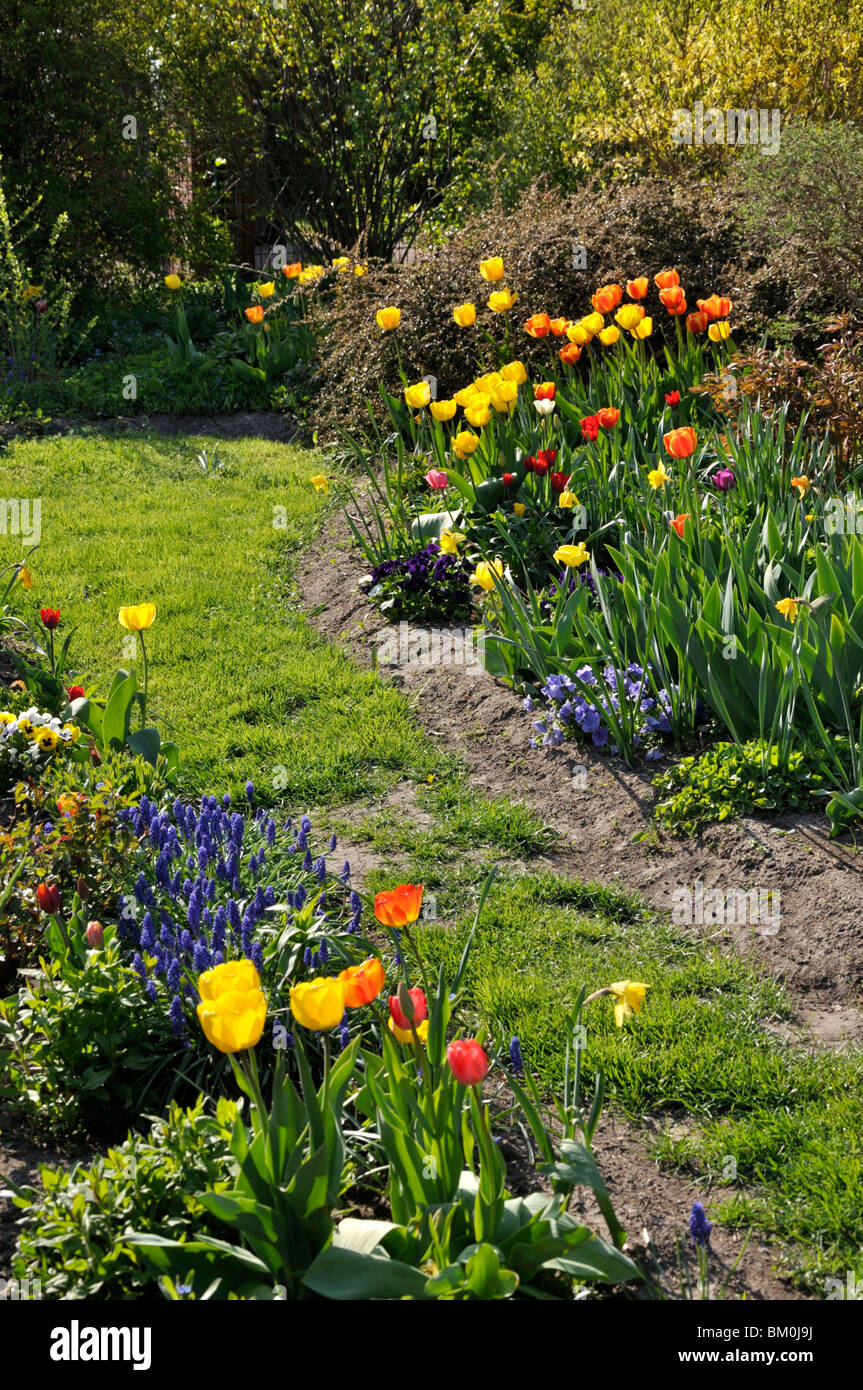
[2,431,438,802]
[365,862,863,1289]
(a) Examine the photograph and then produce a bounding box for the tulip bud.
[77,875,90,901]
[86,920,104,948]
[397,980,415,1022]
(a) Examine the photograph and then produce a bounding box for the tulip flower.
[164,274,182,291]
[580,414,600,442]
[582,311,605,335]
[453,302,477,327]
[502,472,516,488]
[452,430,480,459]
[196,960,267,1052]
[479,257,505,283]
[404,381,431,409]
[648,463,672,489]
[534,382,556,401]
[549,472,569,493]
[663,426,697,459]
[289,975,347,1032]
[698,294,732,320]
[389,1017,430,1044]
[376,306,401,331]
[665,391,680,405]
[464,401,490,427]
[591,284,623,314]
[425,469,448,489]
[118,603,156,631]
[339,958,386,1008]
[791,475,811,495]
[567,322,591,346]
[597,407,620,428]
[654,269,680,289]
[670,513,690,538]
[430,399,457,422]
[40,607,60,630]
[554,542,590,567]
[310,474,329,493]
[608,980,649,1027]
[447,1039,489,1085]
[708,320,731,342]
[599,325,620,345]
[559,343,581,365]
[534,398,555,417]
[66,685,86,699]
[375,883,424,927]
[488,289,517,313]
[283,262,302,278]
[775,597,799,623]
[36,882,61,914]
[513,502,527,518]
[627,277,649,299]
[85,921,104,948]
[389,985,428,1031]
[472,558,504,591]
[257,281,275,298]
[489,381,518,412]
[615,304,644,331]
[549,317,569,336]
[524,313,551,338]
[245,305,264,324]
[712,468,736,491]
[686,311,709,334]
[659,286,687,315]
[632,316,653,339]
[500,359,527,384]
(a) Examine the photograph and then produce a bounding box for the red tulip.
[40,608,60,629]
[537,449,557,468]
[388,987,428,1031]
[580,415,600,442]
[665,391,680,406]
[447,1038,489,1086]
[85,920,104,948]
[532,455,549,477]
[533,382,556,401]
[36,882,61,914]
[76,875,90,901]
[36,300,47,314]
[523,455,536,473]
[502,472,516,488]
[66,685,86,700]
[550,472,568,493]
[596,407,620,429]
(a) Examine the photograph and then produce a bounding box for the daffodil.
[558,490,579,508]
[311,474,329,493]
[775,597,799,623]
[472,559,504,591]
[608,980,649,1027]
[554,543,590,567]
[647,463,671,489]
[439,530,465,554]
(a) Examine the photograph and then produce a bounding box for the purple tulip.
[712,468,736,491]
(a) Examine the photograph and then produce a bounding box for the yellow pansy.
[35,728,60,752]
[118,603,156,631]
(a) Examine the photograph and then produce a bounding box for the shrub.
[9,1097,237,1299]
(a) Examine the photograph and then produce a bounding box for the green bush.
[8,1097,236,1299]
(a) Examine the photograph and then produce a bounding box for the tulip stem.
[139,630,148,727]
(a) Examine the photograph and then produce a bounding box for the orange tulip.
[374,883,423,927]
[655,269,680,290]
[670,513,690,538]
[698,294,732,320]
[549,317,570,336]
[664,426,698,459]
[596,407,620,428]
[627,277,649,300]
[659,286,687,315]
[339,958,386,1008]
[245,305,264,324]
[686,310,709,334]
[559,342,581,365]
[591,283,623,314]
[282,263,302,278]
[524,313,551,338]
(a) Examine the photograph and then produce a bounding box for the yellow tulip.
[472,559,504,591]
[488,288,518,313]
[500,359,527,385]
[583,312,604,334]
[567,323,591,345]
[196,960,267,1053]
[615,304,644,331]
[598,326,620,346]
[513,502,527,518]
[554,543,590,567]
[118,603,156,631]
[311,474,330,493]
[608,980,649,1028]
[490,381,518,412]
[708,320,731,342]
[404,381,431,409]
[455,384,481,406]
[479,257,505,282]
[453,430,480,459]
[389,1017,430,1045]
[632,316,653,339]
[257,281,275,298]
[376,306,401,331]
[430,398,457,421]
[465,401,491,427]
[290,976,347,1031]
[453,302,477,327]
[475,372,502,392]
[164,274,182,291]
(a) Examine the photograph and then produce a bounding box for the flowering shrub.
[360,541,474,623]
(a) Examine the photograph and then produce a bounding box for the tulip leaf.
[302,1246,428,1300]
[126,727,162,766]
